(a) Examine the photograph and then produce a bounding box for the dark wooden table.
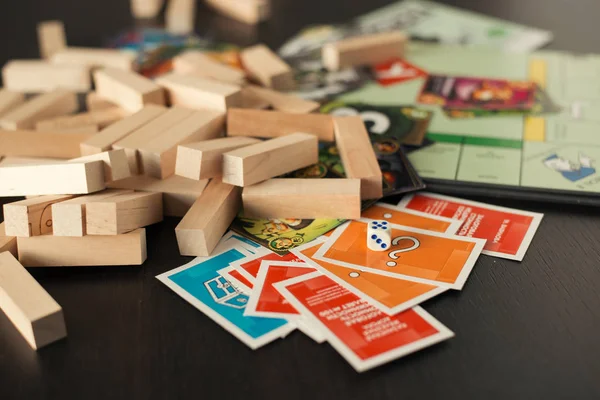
[2,1,600,399]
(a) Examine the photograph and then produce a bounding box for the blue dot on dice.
[371,234,377,239]
[382,221,387,225]
[376,238,382,244]
[381,244,387,249]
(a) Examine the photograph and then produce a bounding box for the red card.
[231,251,303,283]
[373,58,428,87]
[398,192,543,261]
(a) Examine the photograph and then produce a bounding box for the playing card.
[274,272,454,372]
[362,202,462,234]
[397,192,543,260]
[230,250,305,283]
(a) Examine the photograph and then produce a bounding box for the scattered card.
[362,202,462,234]
[373,58,428,87]
[230,250,305,284]
[218,265,254,294]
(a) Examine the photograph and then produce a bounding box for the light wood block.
[107,175,208,217]
[17,228,147,266]
[0,90,25,118]
[244,85,319,113]
[80,105,166,156]
[240,88,271,110]
[222,132,318,187]
[94,68,165,112]
[176,137,260,181]
[0,89,78,130]
[176,178,241,256]
[36,107,126,132]
[322,31,407,71]
[0,252,66,349]
[52,189,133,237]
[86,92,117,111]
[240,44,295,90]
[0,223,18,257]
[37,21,67,59]
[173,51,246,85]
[0,156,62,167]
[3,195,75,237]
[2,60,91,93]
[205,0,270,24]
[0,129,94,159]
[69,149,132,182]
[0,160,106,196]
[86,192,163,235]
[50,47,136,71]
[59,124,99,134]
[333,116,383,199]
[130,0,164,18]
[166,0,196,34]
[138,110,224,179]
[156,73,242,112]
[227,109,334,141]
[242,178,361,219]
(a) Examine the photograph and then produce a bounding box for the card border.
[229,246,274,284]
[365,202,463,235]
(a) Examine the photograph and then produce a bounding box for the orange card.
[362,203,462,234]
[314,220,486,290]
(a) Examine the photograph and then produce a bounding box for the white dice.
[367,220,391,251]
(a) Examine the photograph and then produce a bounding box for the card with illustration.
[230,250,305,284]
[274,272,454,372]
[373,58,429,87]
[362,202,462,234]
[218,265,254,294]
[397,192,543,260]
[314,220,486,290]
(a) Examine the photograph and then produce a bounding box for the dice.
[367,220,391,251]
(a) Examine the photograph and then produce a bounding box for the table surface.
[2,1,600,399]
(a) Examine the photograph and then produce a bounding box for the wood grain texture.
[0,129,94,159]
[3,195,75,237]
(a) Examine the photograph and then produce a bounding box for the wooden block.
[69,149,132,182]
[17,228,147,266]
[37,21,67,59]
[80,105,166,156]
[173,51,246,85]
[2,60,91,93]
[227,109,334,141]
[156,73,242,112]
[0,223,18,257]
[0,89,25,118]
[176,178,241,256]
[0,129,94,159]
[58,124,99,134]
[0,89,78,130]
[244,85,319,114]
[0,160,106,196]
[176,137,260,180]
[205,0,270,24]
[86,92,117,112]
[322,31,407,71]
[36,107,126,132]
[94,68,165,112]
[108,175,208,217]
[0,252,67,349]
[0,156,62,167]
[222,132,318,187]
[52,189,133,237]
[242,178,361,219]
[50,47,136,71]
[240,88,271,110]
[166,0,196,34]
[3,195,75,237]
[130,0,164,18]
[138,110,225,179]
[86,192,163,235]
[240,44,295,90]
[333,116,383,199]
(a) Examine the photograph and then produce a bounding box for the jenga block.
[333,116,383,199]
[156,73,242,112]
[173,51,246,85]
[17,228,147,266]
[322,31,407,71]
[52,189,133,237]
[80,105,166,156]
[68,149,132,182]
[240,44,295,90]
[0,160,106,196]
[0,130,94,159]
[86,92,117,111]
[176,137,260,180]
[244,85,319,114]
[240,87,271,110]
[227,109,334,141]
[2,60,91,93]
[86,192,163,235]
[50,47,136,71]
[0,252,67,349]
[222,132,318,187]
[0,156,62,167]
[60,124,100,134]
[130,0,164,18]
[0,89,77,130]
[37,21,67,59]
[0,223,18,257]
[205,0,270,24]
[176,178,241,256]
[242,178,361,219]
[36,107,126,132]
[166,0,196,34]
[138,110,224,179]
[94,68,166,112]
[0,89,25,118]
[3,195,75,237]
